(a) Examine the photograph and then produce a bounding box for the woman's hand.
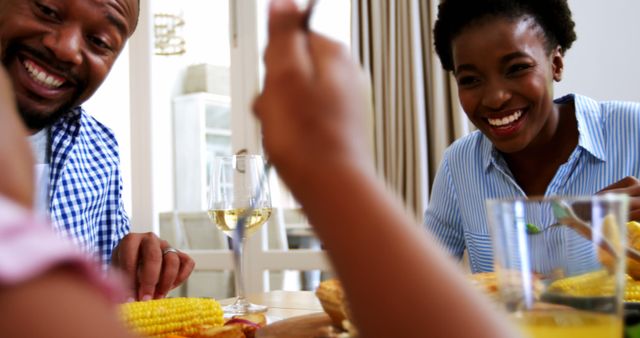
[253,0,373,190]
[598,176,640,221]
[0,65,34,208]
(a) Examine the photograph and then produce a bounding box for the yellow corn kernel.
[625,278,640,302]
[120,297,224,338]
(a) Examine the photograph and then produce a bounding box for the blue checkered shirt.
[425,94,640,273]
[48,107,130,267]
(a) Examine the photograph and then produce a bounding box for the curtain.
[351,0,472,220]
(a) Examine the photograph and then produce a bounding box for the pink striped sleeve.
[0,196,124,302]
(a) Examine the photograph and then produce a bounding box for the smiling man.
[0,0,194,301]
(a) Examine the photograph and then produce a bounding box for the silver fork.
[232,163,272,248]
[550,200,640,262]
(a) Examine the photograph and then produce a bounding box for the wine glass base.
[223,298,268,315]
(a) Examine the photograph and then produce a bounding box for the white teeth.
[488,110,523,127]
[23,60,64,89]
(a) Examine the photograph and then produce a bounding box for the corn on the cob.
[120,297,224,338]
[600,221,640,279]
[547,270,615,296]
[547,270,640,302]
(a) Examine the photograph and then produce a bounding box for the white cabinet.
[173,93,232,211]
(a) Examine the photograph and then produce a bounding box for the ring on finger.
[162,247,180,256]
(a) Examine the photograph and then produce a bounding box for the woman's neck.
[503,101,578,196]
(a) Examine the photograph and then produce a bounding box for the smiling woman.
[450,15,572,161]
[424,0,640,273]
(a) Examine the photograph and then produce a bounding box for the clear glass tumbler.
[486,194,629,338]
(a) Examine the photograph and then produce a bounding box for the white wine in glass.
[208,155,272,315]
[208,207,272,238]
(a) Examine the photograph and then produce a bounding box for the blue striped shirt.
[424,94,640,273]
[49,107,130,267]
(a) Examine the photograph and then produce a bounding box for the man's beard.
[3,43,82,131]
[17,104,73,131]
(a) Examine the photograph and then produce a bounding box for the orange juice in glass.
[486,195,628,338]
[514,310,621,338]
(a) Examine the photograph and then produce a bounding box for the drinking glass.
[208,154,272,315]
[486,195,628,338]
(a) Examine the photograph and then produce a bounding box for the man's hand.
[598,176,640,221]
[111,232,195,300]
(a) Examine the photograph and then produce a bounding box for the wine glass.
[208,154,272,315]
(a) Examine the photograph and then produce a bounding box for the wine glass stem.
[233,237,247,303]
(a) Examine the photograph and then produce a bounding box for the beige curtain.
[351,0,472,220]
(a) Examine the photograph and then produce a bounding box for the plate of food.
[256,312,339,338]
[467,269,640,330]
[257,279,358,338]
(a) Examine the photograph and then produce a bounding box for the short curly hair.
[433,0,577,71]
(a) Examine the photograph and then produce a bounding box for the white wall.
[556,0,640,102]
[82,0,231,228]
[152,0,232,214]
[82,47,132,215]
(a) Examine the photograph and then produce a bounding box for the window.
[156,0,352,296]
[256,0,352,82]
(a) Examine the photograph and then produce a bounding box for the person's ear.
[551,46,564,82]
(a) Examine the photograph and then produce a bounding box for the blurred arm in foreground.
[253,0,518,337]
[0,65,135,338]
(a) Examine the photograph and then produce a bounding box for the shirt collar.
[567,94,606,161]
[60,106,83,122]
[482,93,606,172]
[50,107,83,135]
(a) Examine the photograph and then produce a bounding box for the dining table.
[219,290,324,320]
[219,290,344,337]
[216,290,640,338]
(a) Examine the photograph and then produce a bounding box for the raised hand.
[248,3,517,338]
[253,0,373,191]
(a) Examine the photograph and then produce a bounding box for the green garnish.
[526,223,541,234]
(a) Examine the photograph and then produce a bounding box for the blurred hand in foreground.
[0,64,135,338]
[253,0,373,190]
[0,65,33,208]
